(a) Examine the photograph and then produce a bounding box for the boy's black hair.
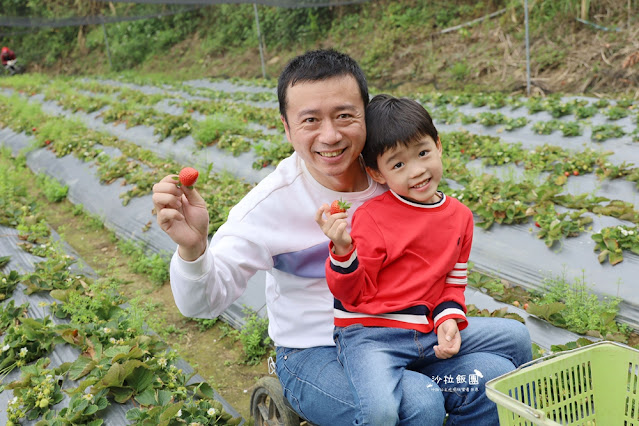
[277,49,369,123]
[362,94,439,170]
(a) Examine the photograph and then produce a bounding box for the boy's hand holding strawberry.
[315,199,353,256]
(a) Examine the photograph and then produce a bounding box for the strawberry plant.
[0,300,26,333]
[592,99,610,109]
[591,123,625,141]
[432,107,460,125]
[217,134,253,156]
[460,113,478,124]
[0,271,21,301]
[5,358,65,424]
[504,116,528,131]
[486,93,508,109]
[591,199,639,223]
[532,119,561,135]
[603,105,630,121]
[252,139,294,170]
[543,98,574,118]
[532,204,593,248]
[476,111,508,127]
[574,104,598,119]
[557,120,582,137]
[526,96,544,114]
[592,225,639,265]
[595,159,636,180]
[0,316,57,381]
[449,93,471,106]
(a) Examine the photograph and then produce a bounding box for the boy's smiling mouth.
[412,178,430,189]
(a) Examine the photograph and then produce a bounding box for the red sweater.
[327,191,473,334]
[1,49,16,65]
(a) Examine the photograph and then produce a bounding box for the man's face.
[281,75,366,191]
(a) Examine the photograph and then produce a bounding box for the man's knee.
[508,320,533,365]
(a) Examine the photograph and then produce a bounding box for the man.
[152,49,532,425]
[1,47,16,66]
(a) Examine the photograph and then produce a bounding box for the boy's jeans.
[276,317,531,426]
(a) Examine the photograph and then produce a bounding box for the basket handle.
[513,340,627,373]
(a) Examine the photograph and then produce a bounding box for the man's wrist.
[177,242,207,262]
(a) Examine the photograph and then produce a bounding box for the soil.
[41,194,268,421]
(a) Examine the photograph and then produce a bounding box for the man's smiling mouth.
[318,149,345,157]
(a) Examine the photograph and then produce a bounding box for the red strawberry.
[178,167,199,188]
[330,199,351,215]
[523,303,529,311]
[564,171,570,177]
[535,222,541,228]
[32,127,37,132]
[573,170,579,176]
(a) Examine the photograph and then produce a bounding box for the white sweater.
[170,152,386,348]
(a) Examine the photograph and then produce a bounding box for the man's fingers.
[181,185,206,208]
[156,206,185,228]
[153,192,182,210]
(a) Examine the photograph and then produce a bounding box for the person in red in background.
[1,47,16,66]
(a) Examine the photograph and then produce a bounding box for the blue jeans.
[276,317,531,426]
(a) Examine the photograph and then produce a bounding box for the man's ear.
[281,115,293,142]
[366,166,386,185]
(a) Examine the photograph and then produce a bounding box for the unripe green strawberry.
[39,398,49,408]
[330,199,351,215]
[178,167,199,188]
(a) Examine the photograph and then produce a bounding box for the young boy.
[316,94,474,425]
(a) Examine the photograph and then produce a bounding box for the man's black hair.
[277,49,369,123]
[362,94,439,170]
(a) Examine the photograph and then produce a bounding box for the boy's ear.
[436,136,443,154]
[366,166,386,185]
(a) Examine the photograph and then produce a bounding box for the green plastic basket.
[486,341,639,425]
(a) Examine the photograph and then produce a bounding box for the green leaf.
[156,389,173,406]
[526,302,566,321]
[195,382,216,399]
[127,367,154,393]
[134,388,157,406]
[111,386,134,404]
[159,401,184,421]
[69,356,96,380]
[609,251,624,265]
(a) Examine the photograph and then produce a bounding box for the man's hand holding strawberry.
[152,172,209,261]
[315,199,353,256]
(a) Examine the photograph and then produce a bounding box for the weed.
[117,239,170,286]
[35,173,68,202]
[238,307,271,366]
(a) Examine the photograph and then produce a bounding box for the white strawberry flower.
[19,347,28,357]
[177,409,182,417]
[207,407,217,416]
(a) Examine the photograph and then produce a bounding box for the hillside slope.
[6,1,635,98]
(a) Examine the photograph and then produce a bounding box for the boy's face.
[367,135,443,204]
